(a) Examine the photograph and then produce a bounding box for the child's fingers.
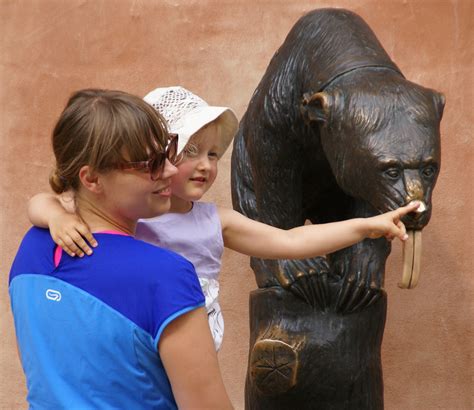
[68,230,94,256]
[384,225,399,241]
[396,201,420,218]
[75,224,98,248]
[396,220,408,241]
[55,237,76,258]
[371,203,419,241]
[386,235,394,241]
[385,221,407,242]
[382,217,408,242]
[62,234,86,258]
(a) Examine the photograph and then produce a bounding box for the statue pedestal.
[245,286,386,410]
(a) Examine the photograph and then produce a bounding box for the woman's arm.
[218,202,419,259]
[159,307,233,410]
[28,192,97,257]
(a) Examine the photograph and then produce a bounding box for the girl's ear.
[300,91,333,124]
[78,165,103,194]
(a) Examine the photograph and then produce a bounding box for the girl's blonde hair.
[49,89,169,193]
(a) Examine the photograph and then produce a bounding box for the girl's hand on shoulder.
[50,212,97,257]
[366,201,420,241]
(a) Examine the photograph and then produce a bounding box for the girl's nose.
[162,159,178,178]
[197,156,211,171]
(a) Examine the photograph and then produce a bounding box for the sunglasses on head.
[117,133,178,180]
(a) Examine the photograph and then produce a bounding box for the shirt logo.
[45,289,62,302]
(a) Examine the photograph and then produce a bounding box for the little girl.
[28,86,419,351]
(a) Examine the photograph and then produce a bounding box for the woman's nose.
[162,159,178,178]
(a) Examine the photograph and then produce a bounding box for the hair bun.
[49,168,67,194]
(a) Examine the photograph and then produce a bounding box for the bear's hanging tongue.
[399,201,426,289]
[287,9,404,91]
[399,230,422,289]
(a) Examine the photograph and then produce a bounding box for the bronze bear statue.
[231,8,444,410]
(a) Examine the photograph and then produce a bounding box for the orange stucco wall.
[1,1,472,409]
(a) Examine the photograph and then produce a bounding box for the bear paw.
[331,245,387,313]
[278,257,333,309]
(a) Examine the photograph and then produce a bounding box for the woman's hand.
[50,212,97,257]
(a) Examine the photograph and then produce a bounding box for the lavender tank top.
[136,202,225,350]
[136,202,223,281]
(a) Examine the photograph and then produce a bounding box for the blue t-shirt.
[9,227,205,409]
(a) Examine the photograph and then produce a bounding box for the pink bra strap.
[54,246,63,268]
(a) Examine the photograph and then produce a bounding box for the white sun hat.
[144,86,238,157]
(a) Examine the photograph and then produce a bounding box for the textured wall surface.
[1,1,472,409]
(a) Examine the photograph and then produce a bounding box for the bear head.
[301,70,445,230]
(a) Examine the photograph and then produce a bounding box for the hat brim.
[170,106,238,157]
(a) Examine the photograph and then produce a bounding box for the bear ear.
[301,92,332,124]
[433,92,446,121]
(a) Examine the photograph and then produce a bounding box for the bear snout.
[401,202,431,230]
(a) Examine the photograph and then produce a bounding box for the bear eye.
[384,168,401,180]
[422,165,436,178]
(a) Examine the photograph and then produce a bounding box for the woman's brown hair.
[49,89,169,193]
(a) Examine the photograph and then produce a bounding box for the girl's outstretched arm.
[28,192,97,257]
[218,202,419,259]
